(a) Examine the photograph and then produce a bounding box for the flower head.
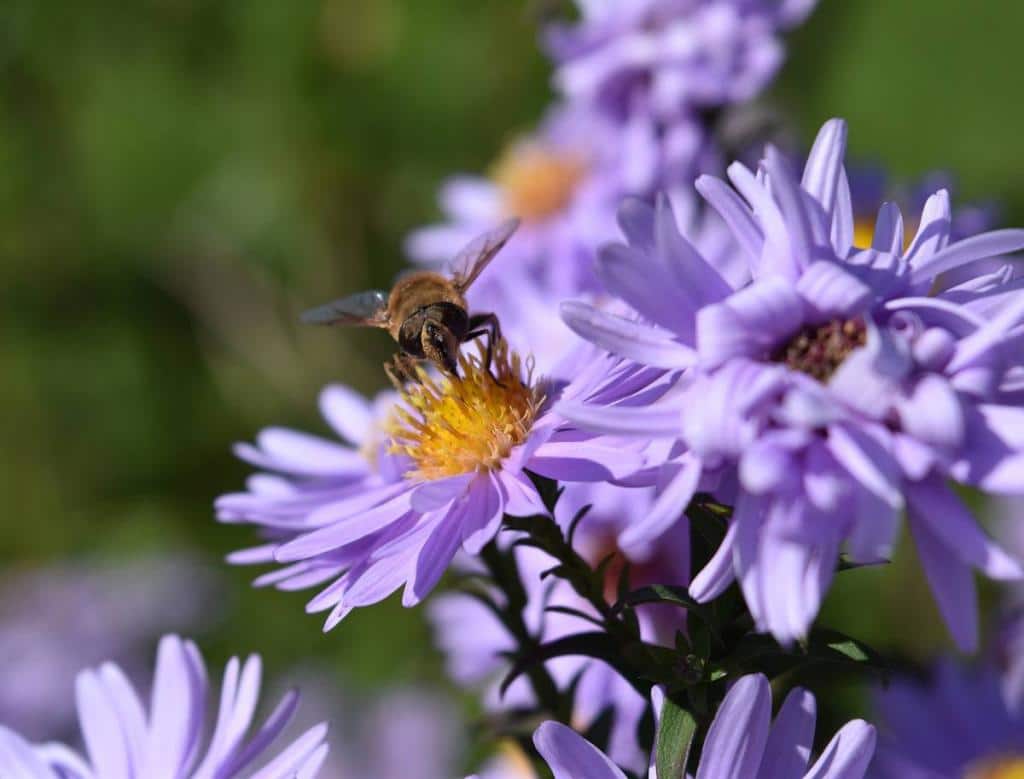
[218,311,662,628]
[406,104,718,374]
[0,634,328,779]
[560,118,1024,648]
[543,0,818,122]
[871,649,1024,779]
[530,673,875,779]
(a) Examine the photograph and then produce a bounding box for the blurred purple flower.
[528,673,875,779]
[543,0,818,122]
[430,484,685,774]
[406,104,719,364]
[274,672,461,779]
[846,165,1002,252]
[0,634,328,779]
[871,648,1024,779]
[560,118,1024,648]
[218,333,666,629]
[0,556,218,742]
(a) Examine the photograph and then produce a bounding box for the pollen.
[492,144,586,223]
[773,317,867,383]
[388,341,544,481]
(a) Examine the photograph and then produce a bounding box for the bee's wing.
[300,289,389,327]
[450,218,520,293]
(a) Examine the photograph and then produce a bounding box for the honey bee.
[301,219,519,385]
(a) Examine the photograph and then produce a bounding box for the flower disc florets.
[389,341,544,481]
[493,144,587,223]
[773,317,867,382]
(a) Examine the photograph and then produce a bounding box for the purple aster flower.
[870,649,1024,779]
[0,634,328,779]
[218,329,665,628]
[543,0,818,122]
[560,118,1024,648]
[430,484,685,774]
[0,556,218,742]
[272,672,461,779]
[528,673,875,778]
[407,103,718,335]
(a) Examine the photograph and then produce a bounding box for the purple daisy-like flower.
[218,330,666,629]
[560,118,1024,648]
[0,556,218,742]
[870,649,1024,779]
[543,0,818,123]
[0,634,328,779]
[430,484,685,774]
[407,104,718,325]
[273,672,461,779]
[528,673,875,779]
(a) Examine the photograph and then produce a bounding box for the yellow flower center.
[853,217,916,251]
[967,757,1024,779]
[492,144,586,223]
[388,341,544,481]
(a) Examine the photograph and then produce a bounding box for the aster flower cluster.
[11,3,1024,779]
[560,118,1024,650]
[195,0,1024,774]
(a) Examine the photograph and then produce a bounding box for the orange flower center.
[492,144,586,223]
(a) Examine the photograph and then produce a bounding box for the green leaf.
[544,604,604,628]
[619,584,704,612]
[525,470,563,514]
[617,585,718,643]
[655,694,697,779]
[500,632,648,698]
[806,628,888,675]
[837,554,890,572]
[566,503,592,546]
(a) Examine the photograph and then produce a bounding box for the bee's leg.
[465,312,502,377]
[384,353,421,390]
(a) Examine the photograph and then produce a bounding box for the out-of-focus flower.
[560,118,1024,648]
[274,671,461,779]
[530,673,875,779]
[0,634,328,779]
[0,555,218,741]
[407,104,719,365]
[871,647,1024,779]
[218,330,666,628]
[543,0,818,122]
[847,166,1001,250]
[430,485,684,774]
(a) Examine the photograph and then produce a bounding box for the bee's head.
[422,320,459,376]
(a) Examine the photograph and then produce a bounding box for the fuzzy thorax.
[389,341,544,480]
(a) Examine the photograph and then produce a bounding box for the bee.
[301,219,519,386]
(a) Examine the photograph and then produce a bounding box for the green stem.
[480,540,566,720]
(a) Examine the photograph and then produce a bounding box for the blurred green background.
[1,0,1022,754]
